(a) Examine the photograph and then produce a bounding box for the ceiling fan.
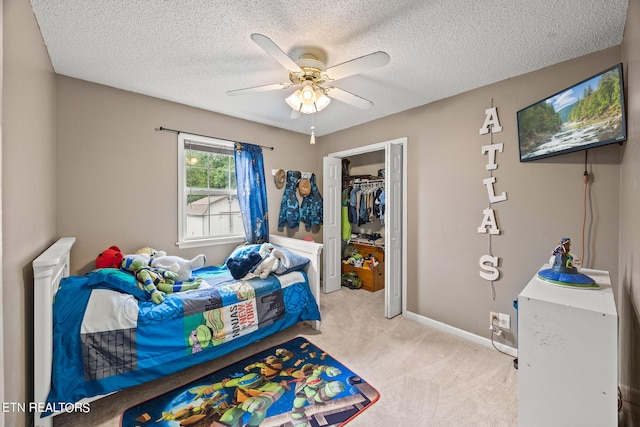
[227,34,390,118]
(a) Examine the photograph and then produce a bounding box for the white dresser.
[517,265,618,427]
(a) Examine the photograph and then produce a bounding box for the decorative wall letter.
[481,143,504,170]
[482,176,507,204]
[478,209,501,234]
[479,107,503,135]
[479,255,500,281]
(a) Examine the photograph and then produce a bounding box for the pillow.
[224,244,261,265]
[87,268,150,301]
[274,246,310,275]
[226,252,263,279]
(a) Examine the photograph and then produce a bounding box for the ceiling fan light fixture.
[314,88,331,111]
[285,89,303,110]
[300,103,316,115]
[300,81,316,103]
[287,82,330,115]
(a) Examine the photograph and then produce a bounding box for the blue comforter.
[45,265,320,412]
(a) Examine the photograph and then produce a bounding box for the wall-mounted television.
[517,63,627,162]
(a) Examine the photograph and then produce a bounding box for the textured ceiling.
[30,0,629,137]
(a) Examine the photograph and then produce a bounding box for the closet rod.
[158,126,274,150]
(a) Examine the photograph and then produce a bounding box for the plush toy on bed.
[121,256,169,304]
[135,246,167,261]
[150,253,207,283]
[121,256,202,304]
[96,245,124,269]
[252,249,286,279]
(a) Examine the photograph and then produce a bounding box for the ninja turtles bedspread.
[44,265,320,414]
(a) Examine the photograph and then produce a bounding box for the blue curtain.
[234,142,269,243]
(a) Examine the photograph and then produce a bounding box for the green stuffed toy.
[121,256,201,304]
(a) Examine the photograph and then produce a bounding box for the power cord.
[490,317,515,359]
[582,150,589,267]
[491,316,502,336]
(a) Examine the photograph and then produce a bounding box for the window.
[177,133,244,248]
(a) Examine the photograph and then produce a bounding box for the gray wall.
[3,0,57,426]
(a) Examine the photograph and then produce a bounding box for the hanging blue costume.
[300,173,323,230]
[278,170,301,228]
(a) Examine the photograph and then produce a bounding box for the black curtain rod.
[158,126,274,150]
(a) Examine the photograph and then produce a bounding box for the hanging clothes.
[341,187,352,240]
[278,170,301,229]
[373,187,383,220]
[379,188,386,225]
[341,206,352,240]
[348,186,359,225]
[346,179,384,226]
[300,173,323,230]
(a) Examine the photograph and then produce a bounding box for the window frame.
[177,133,245,249]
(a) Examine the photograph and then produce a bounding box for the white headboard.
[269,234,323,331]
[32,237,76,427]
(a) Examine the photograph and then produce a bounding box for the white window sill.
[177,235,245,249]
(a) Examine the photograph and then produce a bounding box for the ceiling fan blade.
[226,82,292,96]
[250,33,302,72]
[326,51,390,81]
[325,87,374,110]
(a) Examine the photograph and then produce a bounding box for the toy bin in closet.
[342,239,385,292]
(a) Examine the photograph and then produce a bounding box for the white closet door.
[322,156,342,293]
[385,141,403,318]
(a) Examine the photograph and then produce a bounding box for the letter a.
[478,209,501,234]
[479,107,503,135]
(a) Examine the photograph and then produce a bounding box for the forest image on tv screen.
[518,65,625,161]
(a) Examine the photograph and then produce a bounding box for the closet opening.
[341,153,386,293]
[323,138,406,318]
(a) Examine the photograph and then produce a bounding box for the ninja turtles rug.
[122,336,379,427]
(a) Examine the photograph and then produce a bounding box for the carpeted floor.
[51,288,519,427]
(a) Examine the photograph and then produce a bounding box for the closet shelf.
[349,237,384,248]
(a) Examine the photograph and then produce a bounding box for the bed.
[32,235,322,427]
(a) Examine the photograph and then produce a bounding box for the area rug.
[122,336,379,427]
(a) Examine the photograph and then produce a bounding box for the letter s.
[479,255,500,281]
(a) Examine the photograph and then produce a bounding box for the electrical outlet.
[489,312,511,331]
[498,313,511,330]
[490,312,499,330]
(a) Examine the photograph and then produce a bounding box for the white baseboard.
[404,310,518,358]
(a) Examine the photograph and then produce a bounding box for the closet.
[323,137,406,319]
[341,152,386,292]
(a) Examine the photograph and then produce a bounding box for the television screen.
[517,63,627,162]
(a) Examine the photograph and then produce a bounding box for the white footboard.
[33,237,76,427]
